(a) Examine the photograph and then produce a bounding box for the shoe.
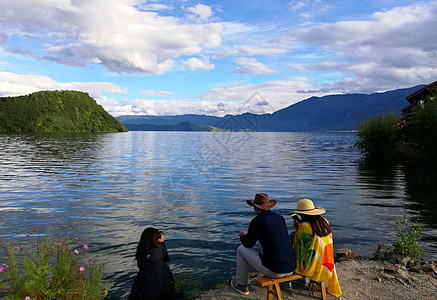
[231,279,249,295]
[280,281,293,291]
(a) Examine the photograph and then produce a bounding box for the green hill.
[0,90,127,133]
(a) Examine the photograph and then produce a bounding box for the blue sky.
[1,0,436,116]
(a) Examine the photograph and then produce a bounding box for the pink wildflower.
[79,266,84,272]
[25,297,31,300]
[3,253,8,257]
[83,244,88,250]
[14,246,20,250]
[62,276,65,281]
[74,249,79,254]
[24,233,30,238]
[0,266,5,273]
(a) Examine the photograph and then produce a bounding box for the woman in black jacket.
[128,227,175,300]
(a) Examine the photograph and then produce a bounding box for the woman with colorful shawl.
[289,199,342,297]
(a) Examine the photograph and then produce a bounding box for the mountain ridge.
[117,85,424,132]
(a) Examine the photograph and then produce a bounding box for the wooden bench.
[254,274,326,300]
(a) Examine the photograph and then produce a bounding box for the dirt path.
[195,258,437,300]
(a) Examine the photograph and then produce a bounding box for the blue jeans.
[235,245,294,286]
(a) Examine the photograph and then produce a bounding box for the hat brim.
[246,199,277,210]
[288,207,326,215]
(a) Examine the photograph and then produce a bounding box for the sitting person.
[231,193,296,295]
[128,227,175,300]
[289,199,342,297]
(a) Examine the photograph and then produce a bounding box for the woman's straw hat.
[289,198,326,215]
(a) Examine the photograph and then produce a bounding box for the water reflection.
[0,132,436,299]
[356,158,437,255]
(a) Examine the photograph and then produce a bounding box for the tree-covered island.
[0,90,127,133]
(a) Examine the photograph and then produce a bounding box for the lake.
[1,131,436,298]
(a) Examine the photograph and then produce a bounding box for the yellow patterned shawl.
[292,220,342,297]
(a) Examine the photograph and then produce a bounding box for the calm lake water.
[1,131,436,298]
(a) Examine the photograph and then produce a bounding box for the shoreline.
[195,256,437,300]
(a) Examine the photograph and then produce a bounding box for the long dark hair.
[300,214,332,237]
[137,227,161,251]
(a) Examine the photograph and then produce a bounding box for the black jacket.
[128,243,175,300]
[240,210,296,274]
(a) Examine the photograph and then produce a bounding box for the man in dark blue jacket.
[231,193,296,295]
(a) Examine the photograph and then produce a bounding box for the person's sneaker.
[231,279,249,295]
[280,281,293,291]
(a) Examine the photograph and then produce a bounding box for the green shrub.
[355,112,401,159]
[405,97,437,163]
[0,230,111,300]
[392,216,424,259]
[372,216,425,261]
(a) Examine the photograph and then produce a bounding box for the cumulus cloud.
[186,4,213,20]
[0,0,222,74]
[232,57,278,74]
[97,77,330,117]
[283,1,437,93]
[106,98,228,117]
[0,71,127,99]
[190,77,331,114]
[182,57,215,70]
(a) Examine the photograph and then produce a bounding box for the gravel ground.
[195,258,437,300]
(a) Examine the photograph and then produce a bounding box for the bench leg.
[274,283,282,300]
[267,284,273,300]
[320,281,326,300]
[308,280,327,300]
[266,283,283,300]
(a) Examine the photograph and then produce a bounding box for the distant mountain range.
[117,85,424,132]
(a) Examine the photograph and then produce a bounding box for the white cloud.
[190,77,331,114]
[282,1,437,93]
[216,45,287,58]
[0,0,222,74]
[137,3,174,11]
[288,0,328,19]
[235,45,287,56]
[186,4,213,20]
[232,57,278,74]
[139,89,175,97]
[0,71,127,99]
[106,98,227,117]
[182,57,215,70]
[288,1,310,11]
[96,77,332,117]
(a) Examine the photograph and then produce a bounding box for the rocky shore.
[196,250,437,300]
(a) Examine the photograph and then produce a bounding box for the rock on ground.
[195,259,437,300]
